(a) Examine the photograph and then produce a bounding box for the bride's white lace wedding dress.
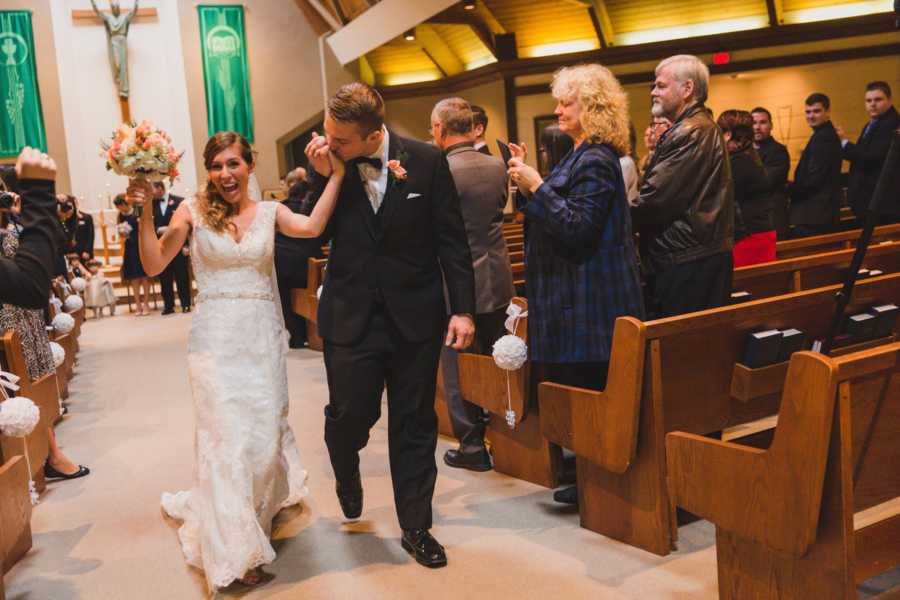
[161,198,308,592]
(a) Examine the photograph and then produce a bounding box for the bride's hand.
[328,151,345,180]
[125,179,153,212]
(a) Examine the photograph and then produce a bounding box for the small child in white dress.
[83,260,117,317]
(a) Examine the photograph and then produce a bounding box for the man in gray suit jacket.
[430,97,515,471]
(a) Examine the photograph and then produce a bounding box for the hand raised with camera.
[16,147,57,181]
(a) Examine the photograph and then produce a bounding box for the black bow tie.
[353,156,383,170]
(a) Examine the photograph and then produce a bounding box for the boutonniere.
[387,151,409,186]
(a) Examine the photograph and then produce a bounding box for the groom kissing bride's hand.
[306,83,476,570]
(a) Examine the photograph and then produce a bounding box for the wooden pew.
[290,257,327,351]
[775,222,900,260]
[538,272,900,556]
[457,298,563,487]
[0,330,60,493]
[667,341,900,598]
[734,240,900,299]
[0,455,32,576]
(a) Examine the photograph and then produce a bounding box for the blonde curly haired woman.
[126,131,344,593]
[508,63,645,506]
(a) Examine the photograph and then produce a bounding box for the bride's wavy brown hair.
[197,131,255,234]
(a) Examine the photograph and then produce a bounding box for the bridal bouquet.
[100,121,183,183]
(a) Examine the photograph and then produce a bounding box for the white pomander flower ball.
[0,396,40,437]
[64,294,84,313]
[70,277,87,292]
[492,334,528,371]
[52,312,76,334]
[49,341,66,368]
[316,285,323,300]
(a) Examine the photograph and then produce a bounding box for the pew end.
[0,331,60,491]
[0,455,33,574]
[669,343,900,598]
[538,317,645,474]
[668,351,837,556]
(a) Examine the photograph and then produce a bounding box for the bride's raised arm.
[126,179,192,277]
[275,150,344,239]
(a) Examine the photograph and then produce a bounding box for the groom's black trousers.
[323,305,443,531]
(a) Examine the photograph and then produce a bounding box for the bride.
[127,131,343,592]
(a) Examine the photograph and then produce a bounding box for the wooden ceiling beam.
[765,0,785,27]
[415,24,466,76]
[589,1,615,47]
[378,13,896,99]
[427,2,505,56]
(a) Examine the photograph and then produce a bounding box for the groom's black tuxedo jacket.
[310,132,476,346]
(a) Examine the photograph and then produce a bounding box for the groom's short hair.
[327,83,385,137]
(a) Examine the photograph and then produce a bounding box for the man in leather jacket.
[633,55,735,318]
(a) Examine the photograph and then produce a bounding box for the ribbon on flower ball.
[492,301,529,429]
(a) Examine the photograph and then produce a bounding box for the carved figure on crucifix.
[89,0,139,98]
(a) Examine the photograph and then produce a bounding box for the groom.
[306,83,476,568]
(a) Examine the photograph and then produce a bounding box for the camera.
[0,165,17,211]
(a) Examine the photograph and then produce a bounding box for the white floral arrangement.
[64,294,84,313]
[49,341,65,368]
[70,277,87,292]
[52,312,76,334]
[492,334,528,371]
[101,120,183,183]
[0,396,40,438]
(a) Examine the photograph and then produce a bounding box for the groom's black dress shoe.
[336,472,363,521]
[443,448,492,472]
[401,529,447,568]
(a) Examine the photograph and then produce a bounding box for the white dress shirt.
[357,127,390,213]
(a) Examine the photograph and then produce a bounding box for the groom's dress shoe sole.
[401,530,447,568]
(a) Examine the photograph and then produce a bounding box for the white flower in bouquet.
[0,396,40,438]
[64,294,84,313]
[100,121,183,183]
[52,313,76,334]
[49,341,66,368]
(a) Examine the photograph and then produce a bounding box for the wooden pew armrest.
[669,351,839,557]
[538,317,645,474]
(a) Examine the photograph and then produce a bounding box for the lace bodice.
[186,198,277,302]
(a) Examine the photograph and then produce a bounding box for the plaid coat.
[523,142,645,363]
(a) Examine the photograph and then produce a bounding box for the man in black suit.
[752,107,791,239]
[837,81,900,222]
[274,167,325,347]
[152,181,191,314]
[789,93,843,238]
[471,105,491,155]
[306,83,476,569]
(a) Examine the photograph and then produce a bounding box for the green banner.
[198,5,254,142]
[0,11,47,158]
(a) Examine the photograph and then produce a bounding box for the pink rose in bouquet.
[100,120,183,184]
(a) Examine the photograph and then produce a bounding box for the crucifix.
[71,1,157,123]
